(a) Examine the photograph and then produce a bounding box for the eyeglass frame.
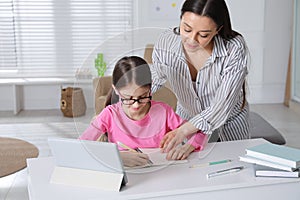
[118,89,152,105]
[120,96,152,105]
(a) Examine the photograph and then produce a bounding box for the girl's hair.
[104,56,152,107]
[174,0,240,40]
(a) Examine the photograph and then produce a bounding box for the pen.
[190,159,232,168]
[207,166,244,178]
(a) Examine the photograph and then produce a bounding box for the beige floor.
[0,103,300,200]
[250,104,300,149]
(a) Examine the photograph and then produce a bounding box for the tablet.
[48,137,128,185]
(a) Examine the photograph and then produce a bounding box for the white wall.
[0,0,294,112]
[134,0,294,104]
[0,83,94,112]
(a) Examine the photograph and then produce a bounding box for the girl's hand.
[166,143,195,160]
[120,151,150,167]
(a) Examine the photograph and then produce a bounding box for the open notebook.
[125,148,188,170]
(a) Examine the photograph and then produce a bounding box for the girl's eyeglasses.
[120,96,152,105]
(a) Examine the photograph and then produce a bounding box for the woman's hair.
[104,56,152,107]
[174,0,240,40]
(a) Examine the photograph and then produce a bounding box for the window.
[0,0,133,78]
[0,0,17,73]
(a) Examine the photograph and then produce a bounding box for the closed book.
[239,155,297,172]
[246,143,300,168]
[255,165,300,178]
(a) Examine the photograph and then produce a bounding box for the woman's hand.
[160,122,198,152]
[120,151,150,167]
[159,128,186,153]
[166,143,195,160]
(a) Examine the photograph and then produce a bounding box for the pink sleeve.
[165,104,185,130]
[78,108,110,141]
[187,131,208,151]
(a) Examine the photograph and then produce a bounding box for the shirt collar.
[211,35,228,61]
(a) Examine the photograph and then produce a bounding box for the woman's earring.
[173,26,180,35]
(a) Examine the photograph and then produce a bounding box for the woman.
[151,0,250,159]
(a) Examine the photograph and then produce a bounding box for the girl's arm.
[79,120,105,141]
[79,108,111,141]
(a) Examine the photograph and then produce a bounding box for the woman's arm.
[150,33,170,93]
[188,36,249,136]
[161,37,249,157]
[160,103,207,160]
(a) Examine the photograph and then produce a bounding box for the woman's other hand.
[120,151,150,167]
[160,122,199,153]
[159,129,186,153]
[166,143,195,160]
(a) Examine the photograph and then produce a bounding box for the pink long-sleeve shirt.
[79,101,206,150]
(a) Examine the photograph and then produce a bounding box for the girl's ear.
[112,85,119,95]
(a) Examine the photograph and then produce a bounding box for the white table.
[27,139,300,200]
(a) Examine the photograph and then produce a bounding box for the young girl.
[79,56,206,167]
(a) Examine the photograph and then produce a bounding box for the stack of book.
[239,143,300,178]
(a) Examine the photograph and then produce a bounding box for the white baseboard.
[289,100,300,115]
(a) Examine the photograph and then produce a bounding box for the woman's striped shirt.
[151,28,250,141]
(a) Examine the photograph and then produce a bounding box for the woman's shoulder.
[225,34,247,50]
[215,34,248,59]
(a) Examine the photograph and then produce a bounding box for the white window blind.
[1,0,133,78]
[0,0,17,72]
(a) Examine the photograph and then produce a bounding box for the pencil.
[190,159,232,168]
[116,141,136,152]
